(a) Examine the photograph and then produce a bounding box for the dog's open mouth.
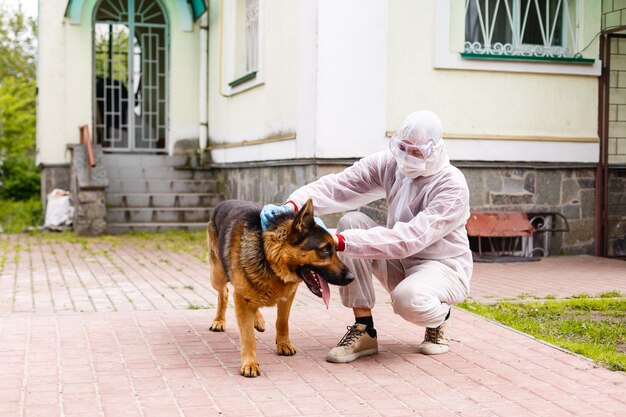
[298,268,331,308]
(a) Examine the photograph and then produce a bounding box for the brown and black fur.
[207,198,353,377]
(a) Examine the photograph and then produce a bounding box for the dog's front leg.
[233,294,261,377]
[275,288,297,356]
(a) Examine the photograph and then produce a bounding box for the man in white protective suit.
[260,111,473,363]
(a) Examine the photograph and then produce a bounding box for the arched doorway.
[93,0,168,152]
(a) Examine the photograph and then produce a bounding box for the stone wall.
[214,161,597,256]
[461,166,596,255]
[214,160,388,228]
[69,144,108,236]
[609,168,626,256]
[40,165,71,210]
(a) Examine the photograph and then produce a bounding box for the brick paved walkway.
[0,234,625,416]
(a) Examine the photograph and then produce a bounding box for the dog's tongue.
[320,277,330,309]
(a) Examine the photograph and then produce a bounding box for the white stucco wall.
[206,0,601,165]
[387,0,601,163]
[207,0,298,163]
[36,0,200,165]
[37,0,89,166]
[314,0,388,159]
[208,0,389,164]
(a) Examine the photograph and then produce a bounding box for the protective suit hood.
[390,111,450,178]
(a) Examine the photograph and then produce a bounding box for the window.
[464,0,578,58]
[221,0,262,94]
[243,0,259,74]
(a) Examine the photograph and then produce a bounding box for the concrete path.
[0,234,624,416]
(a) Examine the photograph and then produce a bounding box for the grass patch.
[599,291,623,298]
[459,296,626,371]
[38,230,208,261]
[187,303,210,310]
[0,198,43,233]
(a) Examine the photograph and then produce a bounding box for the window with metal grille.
[93,0,168,152]
[464,0,578,58]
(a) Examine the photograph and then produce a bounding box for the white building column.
[315,0,389,158]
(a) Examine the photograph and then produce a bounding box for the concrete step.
[106,207,212,223]
[105,166,214,181]
[106,222,208,234]
[101,154,189,168]
[106,193,221,208]
[106,179,219,194]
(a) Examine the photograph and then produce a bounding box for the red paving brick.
[0,234,625,416]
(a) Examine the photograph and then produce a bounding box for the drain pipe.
[595,34,608,256]
[199,13,209,153]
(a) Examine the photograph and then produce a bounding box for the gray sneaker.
[418,313,452,355]
[326,323,378,363]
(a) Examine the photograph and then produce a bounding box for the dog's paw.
[276,342,296,356]
[209,320,225,332]
[240,361,261,377]
[254,311,265,332]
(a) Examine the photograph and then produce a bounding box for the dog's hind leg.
[208,225,228,332]
[233,293,261,377]
[275,288,297,356]
[254,310,265,332]
[210,285,228,332]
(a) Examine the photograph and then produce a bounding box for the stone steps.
[106,222,208,234]
[106,207,212,223]
[106,179,219,194]
[102,154,222,234]
[106,193,221,208]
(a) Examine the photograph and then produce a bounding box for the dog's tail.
[206,221,213,264]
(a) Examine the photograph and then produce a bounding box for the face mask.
[391,137,442,178]
[397,160,427,178]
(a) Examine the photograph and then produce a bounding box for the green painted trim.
[460,53,595,65]
[188,0,207,21]
[228,71,258,88]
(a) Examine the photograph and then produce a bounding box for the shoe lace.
[337,325,364,347]
[425,326,440,343]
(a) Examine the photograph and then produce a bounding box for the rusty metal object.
[466,211,535,238]
[79,125,96,168]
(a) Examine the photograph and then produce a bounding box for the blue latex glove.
[314,216,328,232]
[260,204,291,230]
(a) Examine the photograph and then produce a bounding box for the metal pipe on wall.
[595,34,607,256]
[199,13,209,151]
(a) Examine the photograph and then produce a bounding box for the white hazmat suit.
[287,111,472,329]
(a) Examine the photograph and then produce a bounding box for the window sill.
[221,70,264,97]
[228,71,258,88]
[460,53,596,65]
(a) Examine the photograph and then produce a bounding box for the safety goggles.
[389,135,436,163]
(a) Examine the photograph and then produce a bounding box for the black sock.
[445,308,451,321]
[355,316,377,338]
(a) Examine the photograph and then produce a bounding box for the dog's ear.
[288,198,315,244]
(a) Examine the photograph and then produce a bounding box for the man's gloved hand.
[260,204,292,230]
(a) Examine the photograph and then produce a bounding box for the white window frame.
[220,0,264,96]
[434,0,601,76]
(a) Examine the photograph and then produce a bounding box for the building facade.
[36,1,626,256]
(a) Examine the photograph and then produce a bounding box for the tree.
[0,5,37,200]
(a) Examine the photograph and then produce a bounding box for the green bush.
[0,198,43,233]
[0,156,40,200]
[0,8,38,202]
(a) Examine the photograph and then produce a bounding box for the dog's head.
[264,198,354,306]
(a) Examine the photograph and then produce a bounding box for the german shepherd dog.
[207,198,354,377]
